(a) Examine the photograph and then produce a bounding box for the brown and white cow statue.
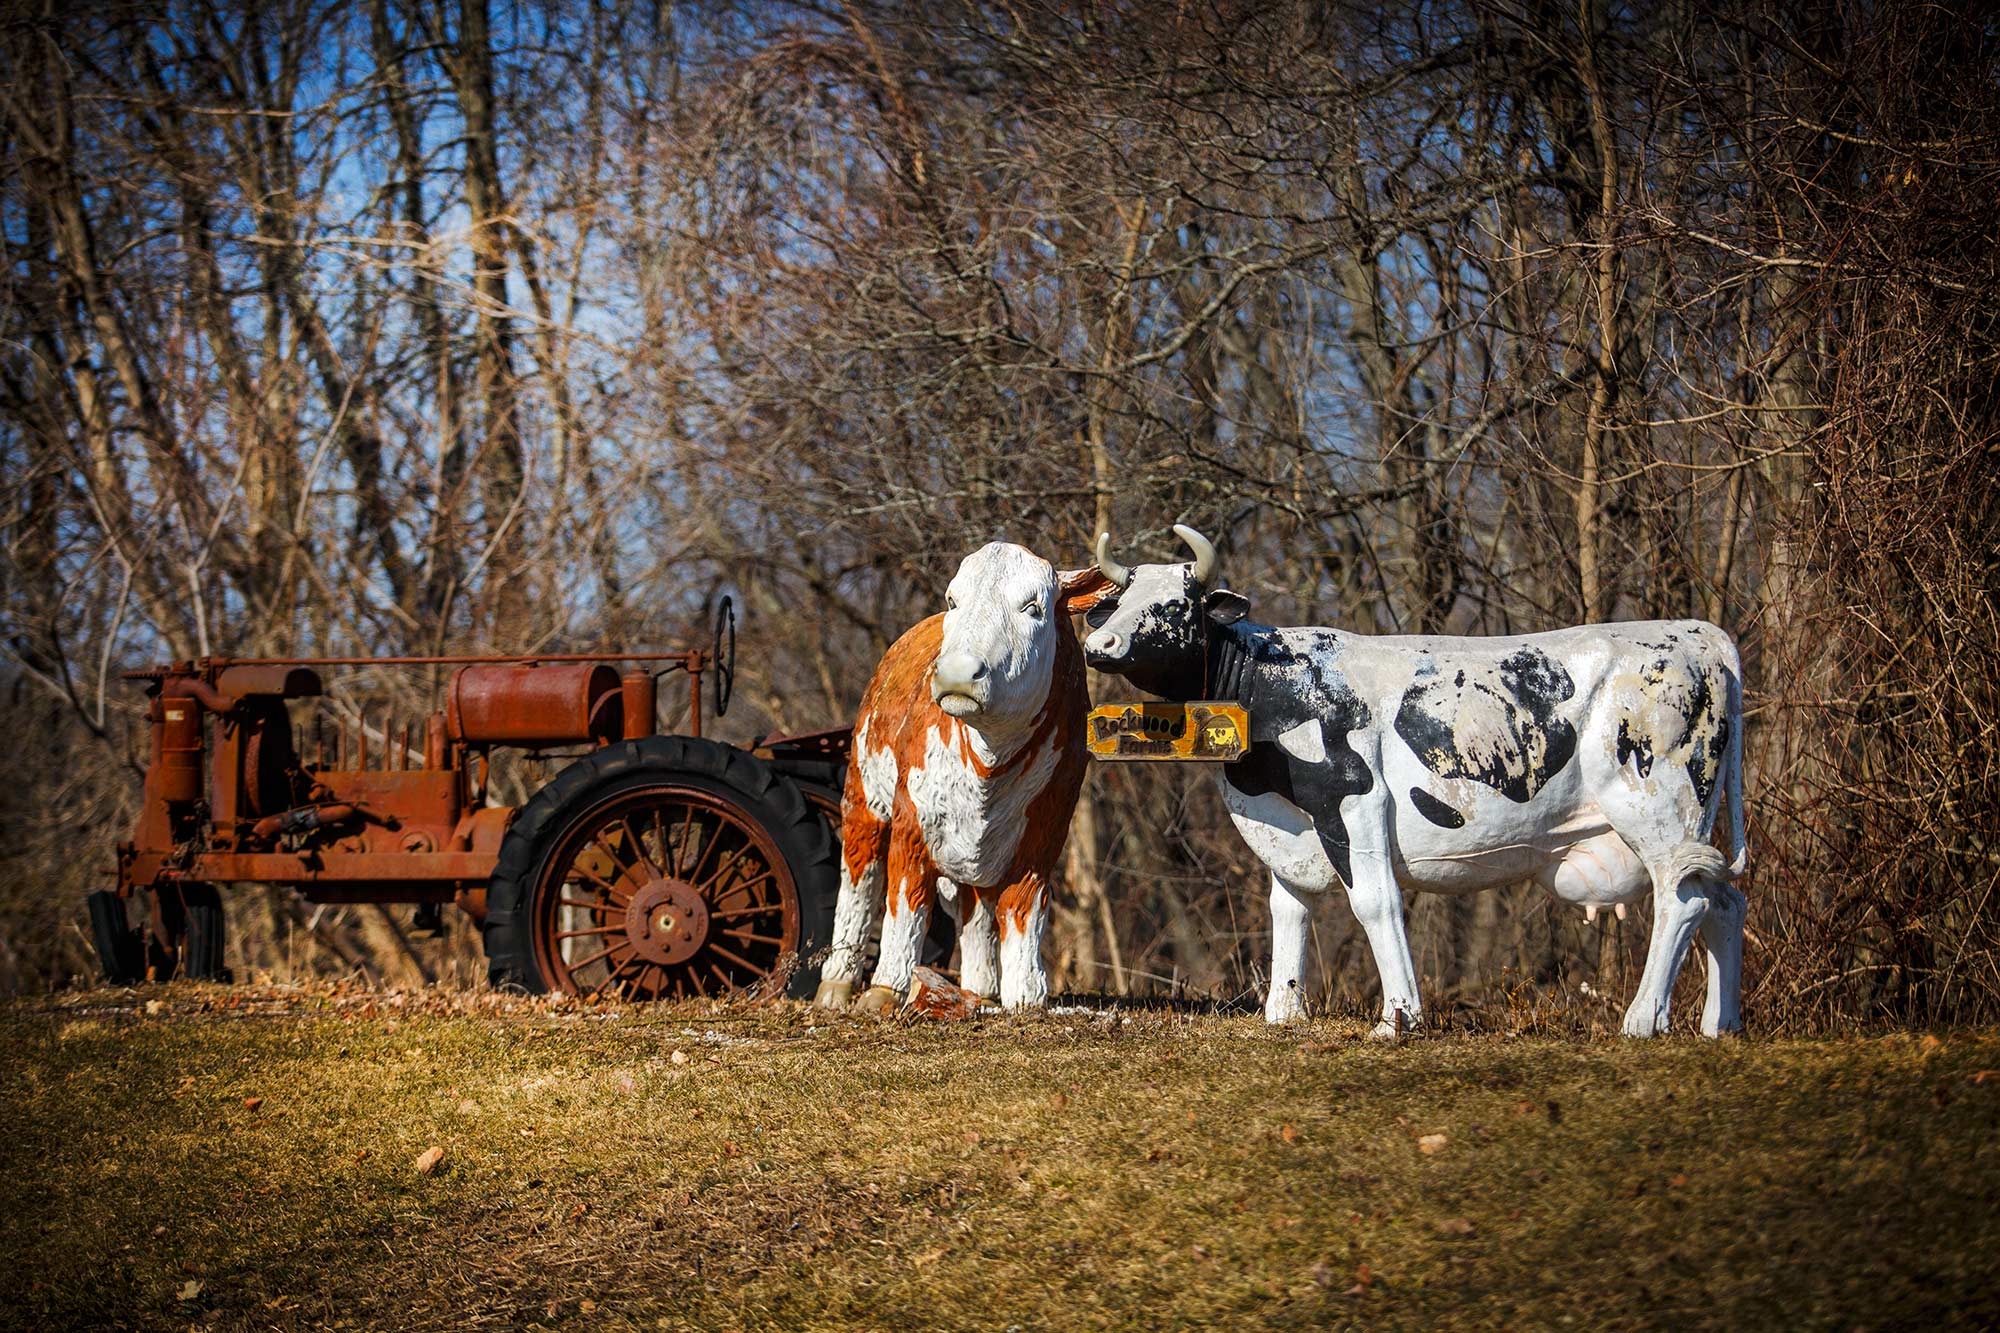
[812,543,1114,1014]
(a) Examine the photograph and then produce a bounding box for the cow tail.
[1724,658,1748,879]
[1662,841,1730,895]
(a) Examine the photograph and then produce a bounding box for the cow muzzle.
[931,651,990,717]
[1084,628,1127,664]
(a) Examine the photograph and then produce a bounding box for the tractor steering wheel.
[712,595,736,719]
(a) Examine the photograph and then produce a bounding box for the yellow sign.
[1085,701,1250,762]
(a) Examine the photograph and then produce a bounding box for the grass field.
[3,987,1997,1332]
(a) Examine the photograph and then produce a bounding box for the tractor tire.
[180,884,229,982]
[87,891,144,985]
[482,736,838,1001]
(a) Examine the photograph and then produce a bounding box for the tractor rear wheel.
[87,891,144,985]
[180,884,228,982]
[483,737,837,1001]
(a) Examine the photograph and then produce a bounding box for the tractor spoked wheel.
[534,785,798,1000]
[483,737,836,1002]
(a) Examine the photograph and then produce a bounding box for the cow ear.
[1205,588,1250,626]
[1057,566,1116,614]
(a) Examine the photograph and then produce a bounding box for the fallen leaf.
[963,1131,982,1146]
[1049,1092,1069,1111]
[568,1202,589,1223]
[145,1000,164,1016]
[1513,1099,1535,1116]
[1353,1261,1374,1290]
[722,1140,740,1157]
[1920,1034,1944,1053]
[243,1096,263,1111]
[455,1099,479,1116]
[1417,1133,1449,1155]
[1280,1123,1300,1144]
[579,1299,597,1314]
[1434,1216,1475,1236]
[414,1145,446,1176]
[177,1280,204,1301]
[1973,1070,2000,1084]
[670,1050,688,1066]
[1668,1173,1689,1189]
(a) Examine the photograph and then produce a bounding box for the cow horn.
[1174,524,1218,586]
[1095,532,1131,590]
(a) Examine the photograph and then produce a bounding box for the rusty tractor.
[89,600,863,1001]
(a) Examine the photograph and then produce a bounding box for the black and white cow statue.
[1083,525,1748,1038]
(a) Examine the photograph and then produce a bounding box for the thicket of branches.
[3,0,1994,1025]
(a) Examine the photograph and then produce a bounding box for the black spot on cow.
[1616,659,1731,807]
[1615,719,1655,779]
[1691,711,1729,807]
[1215,625,1375,889]
[1408,787,1467,829]
[1678,665,1729,806]
[1393,647,1578,803]
[1224,713,1375,889]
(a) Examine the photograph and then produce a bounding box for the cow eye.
[946,594,958,611]
[1020,598,1043,618]
[1084,599,1118,629]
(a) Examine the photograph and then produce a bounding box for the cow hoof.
[1620,1010,1668,1039]
[852,985,902,1018]
[812,977,855,1011]
[1369,1010,1422,1040]
[1264,998,1308,1025]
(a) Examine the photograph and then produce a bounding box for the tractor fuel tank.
[156,695,204,805]
[445,662,622,746]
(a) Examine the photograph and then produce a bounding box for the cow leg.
[815,810,887,1010]
[957,882,1000,1002]
[1345,857,1422,1038]
[1264,874,1314,1024]
[858,826,932,1015]
[1697,881,1747,1036]
[996,874,1051,1011]
[1622,866,1712,1038]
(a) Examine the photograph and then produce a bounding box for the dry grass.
[2,986,1997,1331]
